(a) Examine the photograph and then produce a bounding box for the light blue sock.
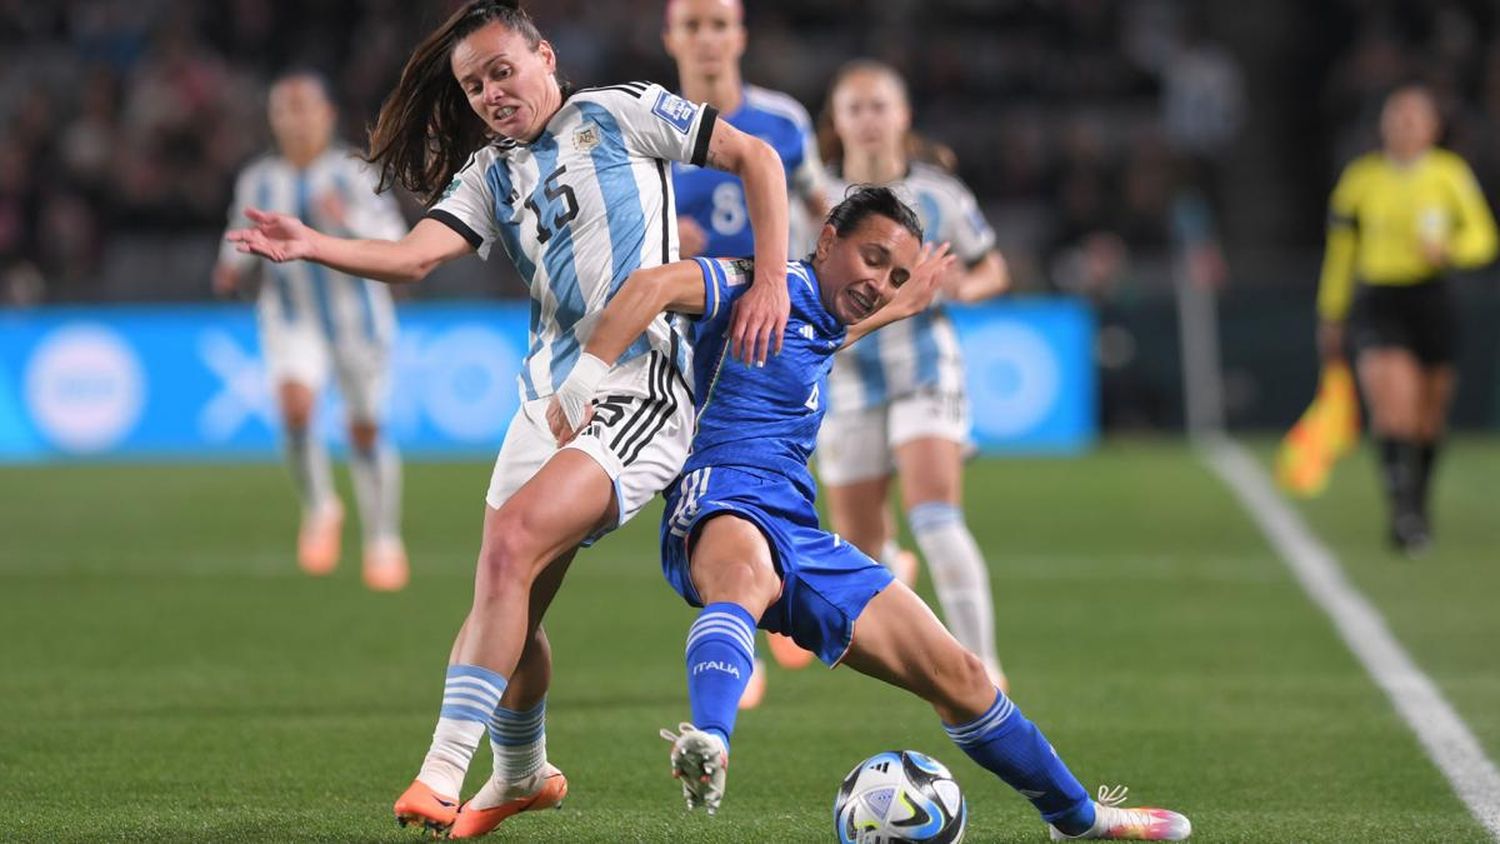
[944,691,1094,835]
[684,602,757,749]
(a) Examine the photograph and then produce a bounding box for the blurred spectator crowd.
[0,0,1242,304]
[1,0,1496,308]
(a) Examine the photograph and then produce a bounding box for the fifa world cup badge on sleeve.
[653,91,697,134]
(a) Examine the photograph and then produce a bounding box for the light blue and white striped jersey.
[428,81,717,401]
[826,162,997,412]
[672,84,826,259]
[220,146,407,345]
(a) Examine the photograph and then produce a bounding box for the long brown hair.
[365,1,545,204]
[817,59,957,175]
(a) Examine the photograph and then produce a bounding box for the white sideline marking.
[1202,435,1500,840]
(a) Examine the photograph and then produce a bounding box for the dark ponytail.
[817,59,957,174]
[365,1,546,204]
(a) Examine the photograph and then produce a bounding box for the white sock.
[417,718,489,798]
[284,424,334,513]
[350,439,402,542]
[415,665,508,798]
[908,502,1002,679]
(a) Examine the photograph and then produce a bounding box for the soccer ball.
[833,750,966,844]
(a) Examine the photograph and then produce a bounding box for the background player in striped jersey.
[663,0,831,702]
[228,1,793,837]
[214,70,411,591]
[546,187,1191,840]
[816,60,1012,690]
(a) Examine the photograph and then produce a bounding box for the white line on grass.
[1202,435,1500,840]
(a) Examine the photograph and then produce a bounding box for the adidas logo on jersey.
[691,660,742,678]
[799,324,815,340]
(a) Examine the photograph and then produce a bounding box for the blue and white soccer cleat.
[660,722,729,815]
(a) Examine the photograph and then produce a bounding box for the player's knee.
[929,648,994,715]
[693,555,780,610]
[476,515,545,592]
[282,403,313,432]
[349,421,379,453]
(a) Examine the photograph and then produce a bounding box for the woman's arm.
[703,120,791,366]
[1444,157,1499,270]
[547,261,708,443]
[227,212,472,284]
[941,250,1009,303]
[841,242,955,349]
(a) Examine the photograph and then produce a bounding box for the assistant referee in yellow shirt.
[1317,83,1499,555]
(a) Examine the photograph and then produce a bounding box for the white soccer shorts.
[814,388,972,486]
[485,349,694,539]
[258,312,390,424]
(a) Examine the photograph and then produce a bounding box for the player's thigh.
[841,582,994,721]
[892,437,966,509]
[1418,365,1457,437]
[1356,347,1423,432]
[688,514,781,611]
[262,319,329,421]
[824,477,891,557]
[478,441,616,582]
[331,336,391,431]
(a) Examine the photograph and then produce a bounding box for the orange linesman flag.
[1276,361,1361,497]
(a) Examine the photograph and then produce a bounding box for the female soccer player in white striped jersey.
[228,1,792,837]
[816,60,1012,690]
[214,71,411,591]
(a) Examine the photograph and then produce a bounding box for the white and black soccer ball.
[833,750,966,844]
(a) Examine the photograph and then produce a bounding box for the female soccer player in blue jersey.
[547,187,1191,841]
[228,1,795,837]
[818,60,1012,690]
[663,0,832,701]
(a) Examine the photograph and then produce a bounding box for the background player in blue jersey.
[546,187,1191,841]
[664,0,829,261]
[817,60,1013,691]
[214,71,411,591]
[227,1,796,837]
[663,0,831,696]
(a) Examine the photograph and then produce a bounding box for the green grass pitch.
[1,440,1496,842]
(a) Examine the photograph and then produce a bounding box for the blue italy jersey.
[682,257,844,495]
[672,85,825,259]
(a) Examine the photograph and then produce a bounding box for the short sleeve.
[425,150,501,259]
[578,82,718,167]
[691,257,754,333]
[938,181,997,266]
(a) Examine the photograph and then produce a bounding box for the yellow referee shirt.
[1317,149,1498,321]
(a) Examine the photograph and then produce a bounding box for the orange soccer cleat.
[766,631,815,670]
[448,765,568,839]
[393,779,460,838]
[363,536,409,592]
[297,500,343,576]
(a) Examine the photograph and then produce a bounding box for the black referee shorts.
[1348,278,1457,367]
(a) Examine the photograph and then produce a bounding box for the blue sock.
[490,698,547,782]
[684,602,757,749]
[944,691,1095,835]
